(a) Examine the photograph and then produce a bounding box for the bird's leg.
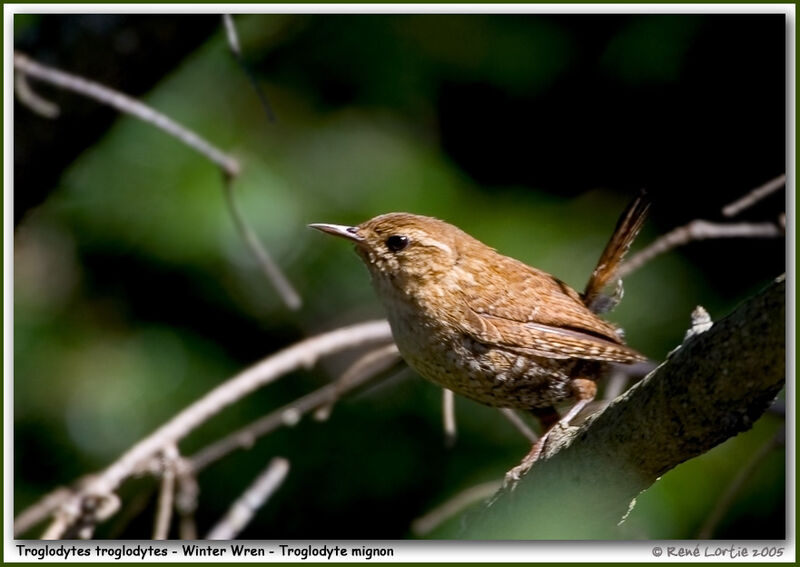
[502,379,597,490]
[531,405,561,430]
[557,378,597,427]
[502,406,557,489]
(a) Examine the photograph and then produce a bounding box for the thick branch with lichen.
[469,276,785,538]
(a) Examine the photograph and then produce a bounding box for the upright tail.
[583,190,650,314]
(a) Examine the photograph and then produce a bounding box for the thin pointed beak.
[308,222,364,242]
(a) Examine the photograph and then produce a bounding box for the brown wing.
[457,255,645,364]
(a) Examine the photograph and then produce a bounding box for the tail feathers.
[583,190,650,314]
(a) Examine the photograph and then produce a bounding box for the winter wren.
[310,195,649,480]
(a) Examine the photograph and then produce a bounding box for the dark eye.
[385,235,409,252]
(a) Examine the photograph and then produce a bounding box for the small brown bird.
[310,195,649,483]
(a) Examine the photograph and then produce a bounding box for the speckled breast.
[386,308,592,410]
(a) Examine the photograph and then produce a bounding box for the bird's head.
[309,213,472,289]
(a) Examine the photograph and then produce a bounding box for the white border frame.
[5,3,795,563]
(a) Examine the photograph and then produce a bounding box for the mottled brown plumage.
[310,198,648,483]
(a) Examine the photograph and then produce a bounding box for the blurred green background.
[13,13,785,539]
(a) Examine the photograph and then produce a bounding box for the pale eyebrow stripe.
[420,238,453,256]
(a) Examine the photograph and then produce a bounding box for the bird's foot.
[501,432,548,493]
[502,461,530,492]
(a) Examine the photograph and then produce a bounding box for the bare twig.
[601,360,656,402]
[697,427,785,539]
[602,369,629,401]
[14,70,59,118]
[222,14,242,56]
[191,342,400,471]
[15,51,300,310]
[42,490,120,540]
[13,487,72,538]
[618,220,782,279]
[206,457,290,540]
[222,177,301,310]
[153,445,178,540]
[222,14,276,122]
[313,343,402,422]
[41,512,72,540]
[28,320,392,538]
[99,319,387,487]
[722,174,786,217]
[613,176,786,280]
[174,459,200,540]
[14,52,240,176]
[443,389,457,447]
[499,409,538,443]
[411,480,502,536]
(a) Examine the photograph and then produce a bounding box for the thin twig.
[13,487,72,537]
[41,512,72,540]
[697,428,784,539]
[603,360,657,402]
[14,51,240,177]
[722,174,786,217]
[222,14,276,123]
[499,409,538,443]
[313,343,402,422]
[443,389,457,447]
[618,220,782,279]
[222,176,302,310]
[30,320,393,538]
[42,491,120,540]
[190,343,400,471]
[153,445,178,540]
[603,369,629,401]
[411,480,502,536]
[15,51,299,310]
[222,14,242,56]
[174,458,199,540]
[206,457,290,540]
[15,71,59,118]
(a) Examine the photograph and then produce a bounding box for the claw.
[501,433,547,493]
[503,462,530,492]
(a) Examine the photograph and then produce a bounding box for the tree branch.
[618,220,782,279]
[412,480,502,537]
[14,51,302,310]
[188,343,400,472]
[222,176,302,310]
[469,276,785,538]
[152,445,178,540]
[499,409,538,443]
[722,174,786,217]
[23,320,392,539]
[221,14,276,123]
[697,427,784,538]
[442,389,457,447]
[206,457,290,540]
[13,487,72,538]
[14,70,60,118]
[14,51,240,177]
[174,457,200,540]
